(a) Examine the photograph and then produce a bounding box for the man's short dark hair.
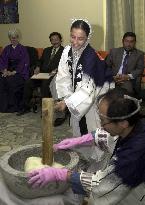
[49,32,62,41]
[123,32,136,41]
[98,88,140,126]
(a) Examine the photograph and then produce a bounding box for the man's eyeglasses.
[96,106,114,126]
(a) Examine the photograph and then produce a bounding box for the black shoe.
[54,117,66,127]
[32,104,38,113]
[16,109,31,116]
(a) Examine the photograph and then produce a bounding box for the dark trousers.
[79,116,88,135]
[22,77,53,109]
[0,74,24,112]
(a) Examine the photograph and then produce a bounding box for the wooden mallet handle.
[42,98,54,165]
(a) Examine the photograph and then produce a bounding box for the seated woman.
[0,28,29,112]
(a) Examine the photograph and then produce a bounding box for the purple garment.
[0,44,30,80]
[0,74,25,112]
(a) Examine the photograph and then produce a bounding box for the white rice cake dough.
[24,156,64,172]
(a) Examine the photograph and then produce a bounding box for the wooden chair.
[97,50,109,60]
[36,48,44,59]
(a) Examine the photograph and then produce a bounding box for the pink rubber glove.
[27,167,68,188]
[53,133,93,151]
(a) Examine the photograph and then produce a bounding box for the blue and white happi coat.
[56,44,114,136]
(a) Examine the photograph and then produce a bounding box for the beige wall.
[0,0,105,50]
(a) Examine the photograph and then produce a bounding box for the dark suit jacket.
[105,47,144,94]
[39,46,64,73]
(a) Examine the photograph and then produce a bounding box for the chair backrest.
[97,51,109,60]
[36,48,44,59]
[26,46,38,67]
[26,46,39,76]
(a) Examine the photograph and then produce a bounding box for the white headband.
[70,18,92,39]
[99,95,142,120]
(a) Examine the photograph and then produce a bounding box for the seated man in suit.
[18,32,64,119]
[105,32,144,96]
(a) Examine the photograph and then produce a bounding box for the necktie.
[50,48,56,60]
[122,52,129,74]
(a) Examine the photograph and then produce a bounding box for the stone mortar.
[0,144,79,199]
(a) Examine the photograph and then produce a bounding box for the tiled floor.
[0,109,145,204]
[0,111,72,158]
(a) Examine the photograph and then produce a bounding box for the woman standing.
[55,19,114,136]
